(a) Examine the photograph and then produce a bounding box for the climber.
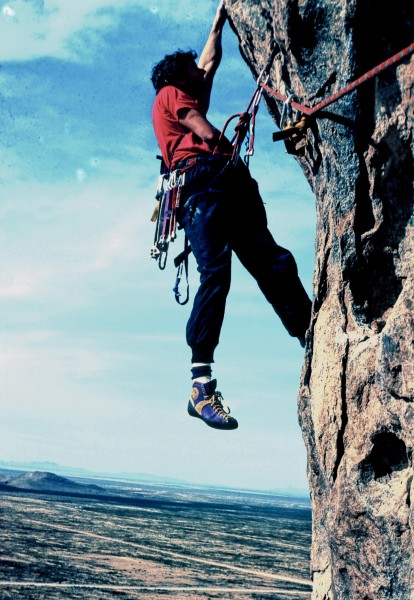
[150,0,312,431]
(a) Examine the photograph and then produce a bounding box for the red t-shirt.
[152,86,214,170]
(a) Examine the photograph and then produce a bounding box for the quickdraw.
[218,45,279,165]
[173,235,191,306]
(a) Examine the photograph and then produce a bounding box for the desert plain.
[0,471,312,599]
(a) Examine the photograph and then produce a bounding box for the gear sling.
[150,154,191,305]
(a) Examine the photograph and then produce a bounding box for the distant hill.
[0,460,185,485]
[0,460,98,478]
[0,461,310,498]
[0,471,110,495]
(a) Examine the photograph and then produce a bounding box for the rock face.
[226,1,413,597]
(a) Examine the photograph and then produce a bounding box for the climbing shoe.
[188,379,238,430]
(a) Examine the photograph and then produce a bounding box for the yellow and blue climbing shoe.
[188,379,238,430]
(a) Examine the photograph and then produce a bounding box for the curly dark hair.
[151,49,197,93]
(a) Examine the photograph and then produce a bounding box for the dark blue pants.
[177,156,311,364]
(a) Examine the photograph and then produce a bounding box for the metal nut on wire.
[150,246,161,259]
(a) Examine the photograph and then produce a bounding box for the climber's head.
[151,50,205,96]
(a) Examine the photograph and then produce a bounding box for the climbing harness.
[262,41,414,154]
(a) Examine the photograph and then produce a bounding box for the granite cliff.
[225,1,413,597]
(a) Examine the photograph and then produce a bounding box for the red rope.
[260,42,414,116]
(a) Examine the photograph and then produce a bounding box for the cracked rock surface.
[226,1,414,598]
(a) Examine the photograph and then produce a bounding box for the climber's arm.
[178,107,233,152]
[198,0,227,111]
[178,108,220,147]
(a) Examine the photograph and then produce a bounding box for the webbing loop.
[279,93,298,129]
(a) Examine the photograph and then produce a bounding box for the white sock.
[191,362,212,384]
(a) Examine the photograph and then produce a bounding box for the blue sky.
[0,0,315,492]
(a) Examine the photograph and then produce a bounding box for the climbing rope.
[261,41,414,155]
[261,42,414,116]
[219,42,414,161]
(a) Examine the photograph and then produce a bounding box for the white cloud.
[0,0,217,62]
[0,269,53,299]
[0,0,109,61]
[0,331,147,460]
[0,173,157,305]
[2,4,15,17]
[86,208,146,271]
[76,168,87,183]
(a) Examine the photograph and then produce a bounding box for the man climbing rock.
[151,0,312,431]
